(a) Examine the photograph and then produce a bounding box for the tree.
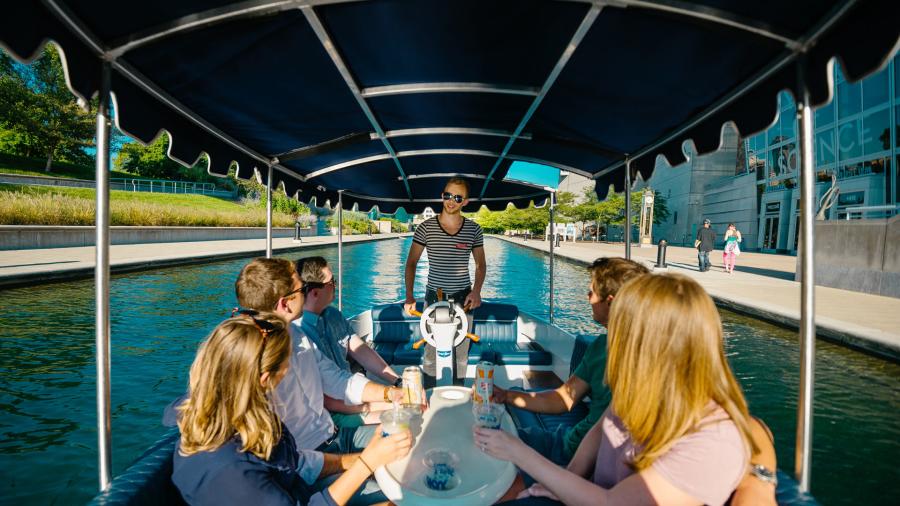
[0,46,94,171]
[115,135,185,179]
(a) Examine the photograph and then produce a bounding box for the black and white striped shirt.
[413,217,484,291]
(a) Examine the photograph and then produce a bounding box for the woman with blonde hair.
[173,312,411,505]
[475,273,757,505]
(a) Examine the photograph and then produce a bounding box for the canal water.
[0,237,897,505]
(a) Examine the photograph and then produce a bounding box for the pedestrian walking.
[723,223,742,273]
[694,218,716,272]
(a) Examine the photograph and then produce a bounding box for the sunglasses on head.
[441,192,466,204]
[231,308,277,371]
[301,277,336,294]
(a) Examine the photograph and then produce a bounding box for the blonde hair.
[177,313,291,460]
[606,273,756,470]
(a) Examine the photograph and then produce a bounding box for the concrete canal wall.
[801,216,900,298]
[0,225,314,250]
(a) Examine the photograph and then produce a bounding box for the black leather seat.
[89,429,185,506]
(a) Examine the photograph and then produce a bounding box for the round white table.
[373,386,518,505]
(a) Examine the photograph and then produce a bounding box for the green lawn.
[0,153,134,179]
[0,183,297,227]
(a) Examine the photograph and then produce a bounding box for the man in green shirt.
[491,257,649,465]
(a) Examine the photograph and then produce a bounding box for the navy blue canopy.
[2,0,897,212]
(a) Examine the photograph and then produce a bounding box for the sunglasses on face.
[441,192,466,204]
[281,286,302,301]
[301,277,336,294]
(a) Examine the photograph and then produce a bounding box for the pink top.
[592,406,747,506]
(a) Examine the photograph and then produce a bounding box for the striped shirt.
[413,216,484,291]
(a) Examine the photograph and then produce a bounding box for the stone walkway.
[0,233,405,289]
[495,235,900,361]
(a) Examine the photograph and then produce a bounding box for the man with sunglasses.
[404,177,486,384]
[295,256,401,428]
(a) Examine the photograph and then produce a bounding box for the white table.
[374,386,518,505]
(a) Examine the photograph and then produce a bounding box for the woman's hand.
[517,483,560,501]
[360,425,412,469]
[472,427,527,462]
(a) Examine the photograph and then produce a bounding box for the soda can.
[402,366,425,407]
[473,361,494,404]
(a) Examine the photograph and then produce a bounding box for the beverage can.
[402,366,425,407]
[473,361,494,404]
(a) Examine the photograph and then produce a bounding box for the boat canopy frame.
[2,0,898,496]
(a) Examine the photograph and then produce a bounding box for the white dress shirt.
[273,320,370,480]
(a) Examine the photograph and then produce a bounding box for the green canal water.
[0,237,897,505]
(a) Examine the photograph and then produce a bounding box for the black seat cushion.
[89,429,185,506]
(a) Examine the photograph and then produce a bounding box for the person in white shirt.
[232,258,405,480]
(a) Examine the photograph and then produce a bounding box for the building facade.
[641,55,899,254]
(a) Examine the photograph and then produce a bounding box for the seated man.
[295,256,402,428]
[166,258,404,501]
[492,257,648,466]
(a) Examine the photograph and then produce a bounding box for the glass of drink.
[380,409,410,437]
[472,402,503,430]
[423,449,460,491]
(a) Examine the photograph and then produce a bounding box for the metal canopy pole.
[548,191,556,324]
[624,158,632,259]
[265,165,273,258]
[795,60,817,493]
[94,62,112,492]
[337,190,344,311]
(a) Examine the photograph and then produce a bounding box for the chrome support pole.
[548,192,556,324]
[795,63,817,493]
[337,190,344,311]
[265,165,273,258]
[94,62,112,492]
[624,158,632,259]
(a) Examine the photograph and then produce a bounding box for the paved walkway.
[495,235,900,361]
[0,233,406,289]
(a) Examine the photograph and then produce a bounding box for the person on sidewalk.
[489,257,648,466]
[723,223,742,274]
[403,177,486,384]
[295,256,402,428]
[695,218,716,272]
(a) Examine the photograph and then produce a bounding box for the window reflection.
[838,119,862,161]
[838,80,862,118]
[862,108,890,155]
[816,129,835,165]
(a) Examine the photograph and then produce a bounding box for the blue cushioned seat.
[89,429,184,506]
[468,341,552,366]
[505,387,590,435]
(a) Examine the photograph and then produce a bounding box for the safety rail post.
[795,58,816,493]
[265,165,273,258]
[548,191,556,324]
[337,190,344,311]
[624,157,632,259]
[94,61,113,492]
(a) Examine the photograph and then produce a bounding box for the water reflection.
[0,237,896,505]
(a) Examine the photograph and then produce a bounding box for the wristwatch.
[393,377,404,388]
[749,464,778,486]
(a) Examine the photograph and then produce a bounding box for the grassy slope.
[0,184,296,227]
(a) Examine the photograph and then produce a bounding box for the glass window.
[862,68,889,110]
[767,122,781,147]
[816,100,835,127]
[837,80,862,119]
[896,105,900,148]
[862,108,890,155]
[895,56,900,99]
[816,128,836,166]
[780,91,795,111]
[780,107,796,140]
[838,118,862,161]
